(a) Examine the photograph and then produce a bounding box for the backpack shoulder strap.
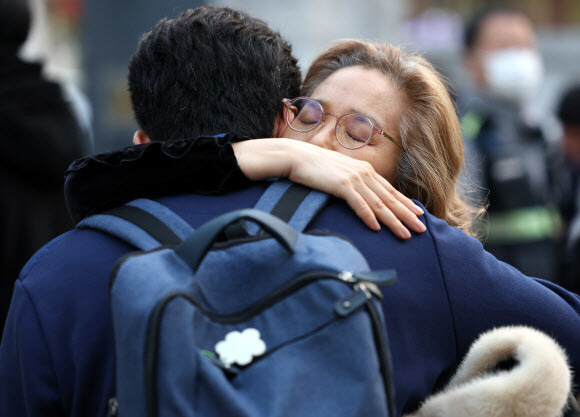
[251,179,330,233]
[77,198,194,250]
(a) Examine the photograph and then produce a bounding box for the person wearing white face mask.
[482,47,544,106]
[459,5,565,283]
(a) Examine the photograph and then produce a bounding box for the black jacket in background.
[0,51,88,330]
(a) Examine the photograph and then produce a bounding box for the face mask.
[483,48,544,105]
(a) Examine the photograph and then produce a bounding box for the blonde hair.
[303,40,484,235]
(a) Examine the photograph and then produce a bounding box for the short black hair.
[128,6,301,141]
[463,4,530,52]
[557,84,580,126]
[0,0,31,49]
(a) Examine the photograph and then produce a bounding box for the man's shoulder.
[416,204,504,281]
[155,184,269,224]
[21,228,130,278]
[312,198,497,285]
[317,199,477,252]
[17,227,133,313]
[420,206,485,254]
[19,185,269,287]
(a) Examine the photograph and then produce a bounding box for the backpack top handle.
[175,209,298,272]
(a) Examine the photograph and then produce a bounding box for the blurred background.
[19,0,580,153]
[2,0,580,327]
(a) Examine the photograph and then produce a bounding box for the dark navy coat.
[1,184,579,416]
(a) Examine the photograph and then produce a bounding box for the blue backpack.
[79,180,398,417]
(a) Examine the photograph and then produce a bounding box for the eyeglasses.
[282,97,400,150]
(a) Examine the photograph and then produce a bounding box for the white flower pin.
[215,328,266,367]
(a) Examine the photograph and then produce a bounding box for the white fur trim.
[404,326,571,417]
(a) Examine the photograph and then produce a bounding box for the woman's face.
[283,66,405,182]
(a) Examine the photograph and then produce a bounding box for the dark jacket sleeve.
[64,134,253,223]
[425,212,580,394]
[0,280,62,417]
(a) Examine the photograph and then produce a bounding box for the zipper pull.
[337,270,395,301]
[338,270,396,286]
[106,397,118,417]
[355,282,373,299]
[334,285,370,317]
[353,270,397,286]
[338,271,357,283]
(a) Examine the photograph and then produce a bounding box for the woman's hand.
[233,139,426,239]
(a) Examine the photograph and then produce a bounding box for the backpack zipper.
[365,298,397,417]
[147,269,393,327]
[144,269,393,417]
[335,281,397,415]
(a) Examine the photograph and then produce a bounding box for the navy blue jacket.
[1,185,579,417]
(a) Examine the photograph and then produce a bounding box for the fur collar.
[405,326,574,417]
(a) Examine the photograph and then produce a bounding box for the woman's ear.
[133,130,152,145]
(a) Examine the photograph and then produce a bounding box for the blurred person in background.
[459,4,564,282]
[557,84,580,292]
[0,0,89,331]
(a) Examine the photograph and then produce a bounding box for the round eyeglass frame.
[282,97,401,150]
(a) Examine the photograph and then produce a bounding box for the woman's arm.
[65,134,426,239]
[234,138,426,239]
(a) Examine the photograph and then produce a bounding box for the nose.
[307,119,339,151]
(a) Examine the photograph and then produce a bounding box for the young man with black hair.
[1,6,579,417]
[127,7,301,143]
[64,6,303,224]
